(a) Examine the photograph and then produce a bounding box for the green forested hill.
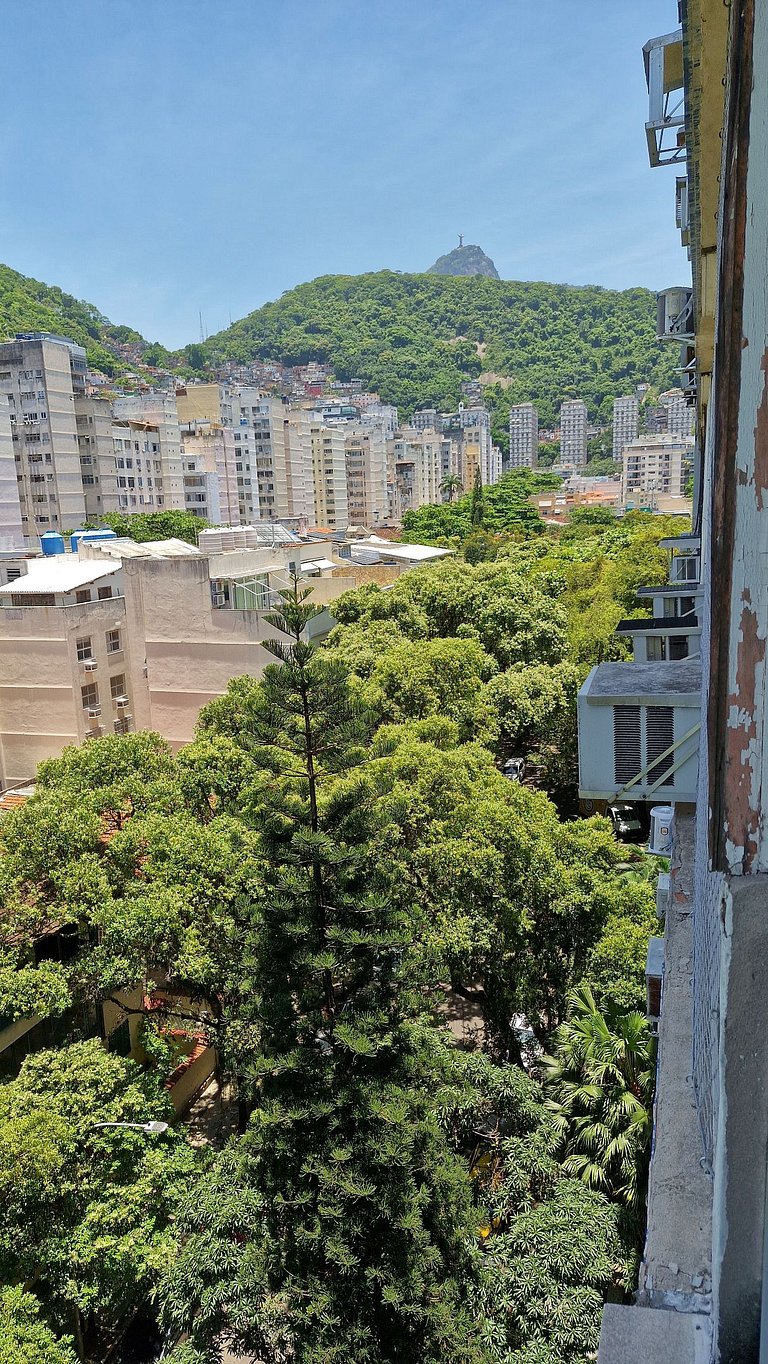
[202,271,679,436]
[0,264,132,374]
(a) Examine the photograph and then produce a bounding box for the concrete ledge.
[598,1305,711,1364]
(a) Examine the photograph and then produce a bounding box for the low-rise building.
[0,533,355,788]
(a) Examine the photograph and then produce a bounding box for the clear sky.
[1,0,688,348]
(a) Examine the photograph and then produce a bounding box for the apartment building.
[508,402,539,468]
[111,392,186,513]
[587,4,768,1361]
[390,427,442,521]
[619,434,690,506]
[0,333,88,536]
[0,532,352,788]
[0,396,24,550]
[612,394,640,460]
[559,398,588,465]
[180,422,240,526]
[658,387,694,437]
[344,427,388,527]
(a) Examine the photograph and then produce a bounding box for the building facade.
[508,402,539,468]
[0,334,88,536]
[620,434,690,506]
[612,394,640,460]
[593,4,768,1362]
[0,396,24,549]
[559,398,588,465]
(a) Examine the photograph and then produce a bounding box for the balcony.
[578,660,700,805]
[643,30,685,167]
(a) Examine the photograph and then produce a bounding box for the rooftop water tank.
[40,532,66,556]
[69,529,88,554]
[79,529,118,544]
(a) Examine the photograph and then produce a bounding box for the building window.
[76,636,93,661]
[75,589,91,604]
[106,629,121,654]
[97,585,113,600]
[81,682,99,709]
[110,673,126,699]
[646,636,666,662]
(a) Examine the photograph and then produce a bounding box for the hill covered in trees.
[0,264,155,376]
[202,271,679,439]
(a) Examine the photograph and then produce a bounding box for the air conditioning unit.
[87,705,101,718]
[211,592,227,608]
[657,286,694,343]
[83,658,98,671]
[115,695,129,708]
[649,804,675,856]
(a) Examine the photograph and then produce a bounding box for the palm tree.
[542,983,655,1237]
[440,473,463,502]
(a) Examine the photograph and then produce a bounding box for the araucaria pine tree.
[470,468,485,527]
[161,581,488,1364]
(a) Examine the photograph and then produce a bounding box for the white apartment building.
[620,434,691,505]
[612,394,640,460]
[0,533,353,788]
[0,333,88,537]
[559,398,588,466]
[390,428,442,521]
[111,393,186,513]
[180,423,240,526]
[303,417,348,529]
[658,387,695,437]
[0,396,24,550]
[344,427,388,526]
[508,402,539,468]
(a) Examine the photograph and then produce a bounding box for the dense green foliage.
[202,271,679,438]
[0,502,676,1360]
[0,264,156,377]
[402,469,560,544]
[544,985,656,1250]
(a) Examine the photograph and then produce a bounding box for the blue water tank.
[40,532,65,556]
[79,529,118,545]
[69,529,87,554]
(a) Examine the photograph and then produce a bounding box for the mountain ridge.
[426,243,500,279]
[0,261,678,443]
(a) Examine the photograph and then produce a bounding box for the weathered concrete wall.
[639,809,712,1311]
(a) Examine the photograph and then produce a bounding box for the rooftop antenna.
[199,311,205,343]
[458,233,464,247]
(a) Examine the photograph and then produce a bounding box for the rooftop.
[581,658,701,704]
[0,558,120,596]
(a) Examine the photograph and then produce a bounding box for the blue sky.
[1,0,688,348]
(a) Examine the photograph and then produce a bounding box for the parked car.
[502,757,525,783]
[608,802,644,842]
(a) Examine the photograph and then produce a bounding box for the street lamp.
[91,1120,169,1134]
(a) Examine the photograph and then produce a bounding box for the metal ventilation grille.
[613,706,642,784]
[647,705,675,783]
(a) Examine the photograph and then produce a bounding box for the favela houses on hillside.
[1,3,768,1364]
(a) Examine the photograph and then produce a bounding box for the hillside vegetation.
[0,264,146,375]
[202,270,679,439]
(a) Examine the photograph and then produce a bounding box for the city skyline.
[1,0,686,348]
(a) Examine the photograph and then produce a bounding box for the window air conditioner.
[115,696,129,708]
[87,705,101,718]
[83,658,98,671]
